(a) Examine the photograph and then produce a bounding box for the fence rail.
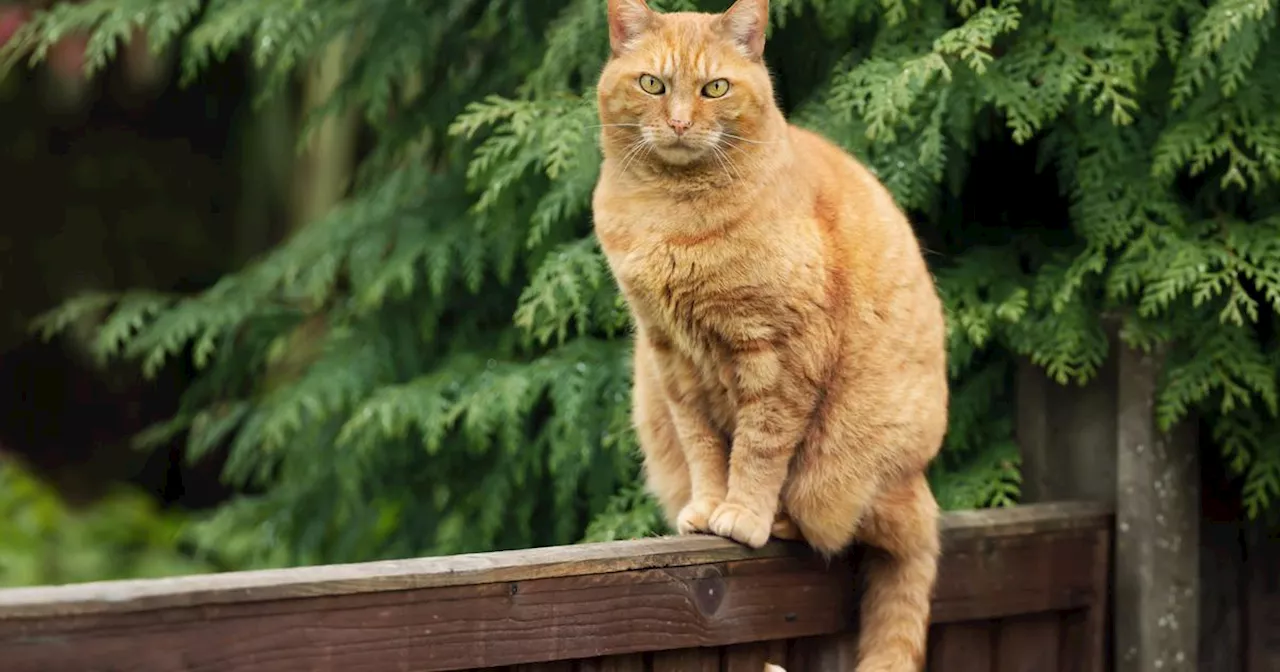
[0,501,1111,672]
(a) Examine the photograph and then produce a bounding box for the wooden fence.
[0,501,1110,672]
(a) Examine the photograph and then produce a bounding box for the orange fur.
[592,1,947,669]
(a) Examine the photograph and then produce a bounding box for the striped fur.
[593,1,947,670]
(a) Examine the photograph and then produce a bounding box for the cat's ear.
[716,0,768,60]
[607,0,655,55]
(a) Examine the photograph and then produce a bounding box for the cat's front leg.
[668,413,729,535]
[652,353,730,535]
[709,346,810,548]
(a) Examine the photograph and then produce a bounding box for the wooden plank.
[1199,502,1243,672]
[1114,343,1199,672]
[994,613,1059,672]
[724,641,771,672]
[722,640,787,672]
[0,555,856,672]
[515,663,573,672]
[0,503,1112,671]
[0,501,1110,621]
[1058,609,1097,672]
[932,526,1110,622]
[938,501,1111,541]
[789,634,858,672]
[928,621,993,671]
[0,535,795,620]
[576,654,645,672]
[1246,521,1280,672]
[1074,515,1111,672]
[1015,348,1118,505]
[651,648,718,671]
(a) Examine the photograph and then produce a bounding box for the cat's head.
[596,0,778,169]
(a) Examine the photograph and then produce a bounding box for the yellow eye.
[638,74,666,95]
[702,79,730,98]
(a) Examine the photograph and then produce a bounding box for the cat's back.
[782,124,936,293]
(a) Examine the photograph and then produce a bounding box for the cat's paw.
[708,501,771,548]
[676,497,722,535]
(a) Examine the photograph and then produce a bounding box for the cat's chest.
[609,238,798,355]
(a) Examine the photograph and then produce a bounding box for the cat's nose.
[667,118,691,135]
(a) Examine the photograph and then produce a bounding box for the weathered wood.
[791,633,859,672]
[0,502,1112,672]
[515,663,573,672]
[1199,512,1243,672]
[928,621,993,671]
[995,613,1060,672]
[0,555,856,672]
[1114,343,1200,672]
[1015,349,1118,505]
[0,535,794,620]
[651,648,718,671]
[932,520,1109,623]
[1245,521,1280,672]
[724,641,784,672]
[576,654,644,672]
[0,501,1108,621]
[1057,609,1096,672]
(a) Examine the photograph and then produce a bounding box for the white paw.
[708,501,771,548]
[676,497,721,534]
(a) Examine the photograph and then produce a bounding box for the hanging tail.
[853,475,941,671]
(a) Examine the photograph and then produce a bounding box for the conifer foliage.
[6,0,1280,566]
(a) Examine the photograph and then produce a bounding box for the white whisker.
[709,144,744,181]
[719,131,777,145]
[618,137,651,175]
[708,145,734,181]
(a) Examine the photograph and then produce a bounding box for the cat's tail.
[854,477,940,671]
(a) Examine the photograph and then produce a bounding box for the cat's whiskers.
[719,139,768,175]
[618,137,653,175]
[707,144,736,182]
[719,130,778,145]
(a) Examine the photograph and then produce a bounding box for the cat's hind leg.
[783,449,937,672]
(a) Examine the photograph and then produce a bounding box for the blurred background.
[0,0,1277,589]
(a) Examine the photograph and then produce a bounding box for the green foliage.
[8,0,1280,572]
[0,461,212,587]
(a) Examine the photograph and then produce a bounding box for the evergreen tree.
[6,0,1279,568]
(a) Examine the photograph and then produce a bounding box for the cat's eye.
[702,79,730,98]
[638,74,666,95]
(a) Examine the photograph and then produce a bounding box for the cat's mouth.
[653,141,705,165]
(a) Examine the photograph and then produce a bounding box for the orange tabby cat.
[591,1,948,670]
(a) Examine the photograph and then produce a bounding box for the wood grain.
[1246,523,1280,672]
[932,526,1109,623]
[995,613,1060,672]
[0,501,1109,621]
[928,622,993,671]
[651,648,718,671]
[577,655,645,672]
[0,502,1112,672]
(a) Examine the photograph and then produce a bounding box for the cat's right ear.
[607,0,654,56]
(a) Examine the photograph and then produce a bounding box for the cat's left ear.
[716,0,768,60]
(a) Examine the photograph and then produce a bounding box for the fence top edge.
[0,500,1110,621]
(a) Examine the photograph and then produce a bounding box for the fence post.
[1114,342,1200,672]
[1015,346,1119,504]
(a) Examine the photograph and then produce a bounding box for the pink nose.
[668,118,691,135]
